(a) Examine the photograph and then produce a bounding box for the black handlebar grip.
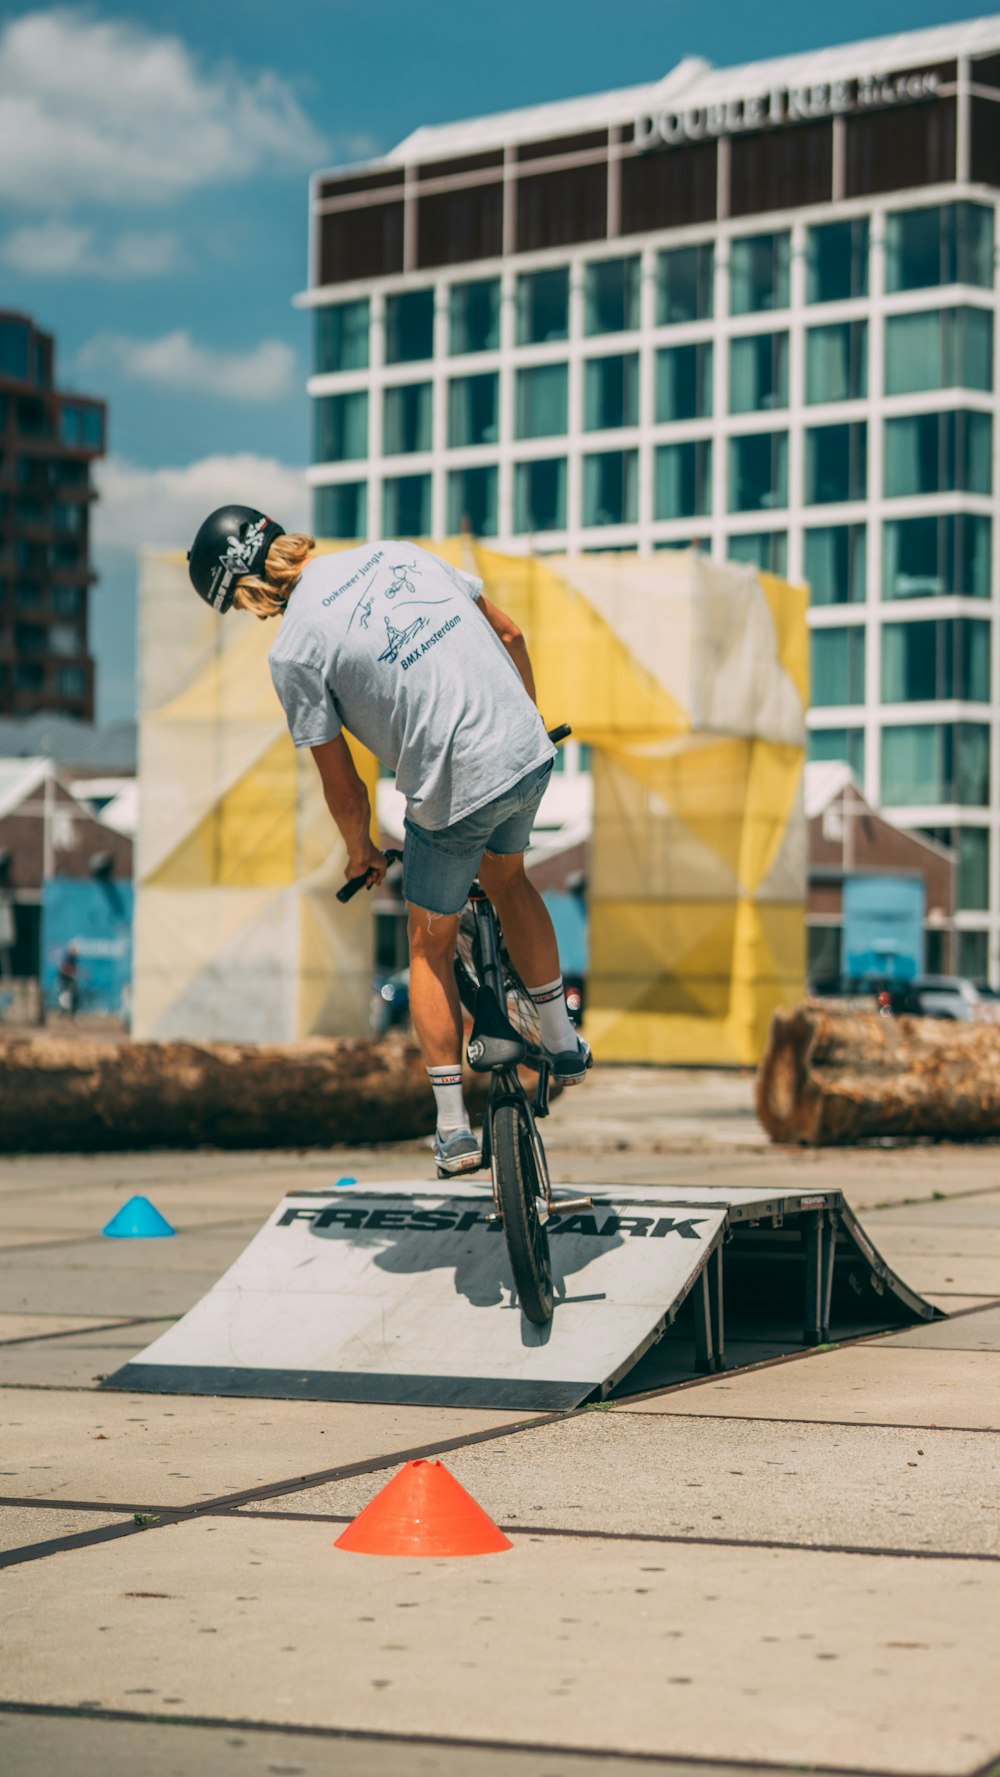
[336,847,403,905]
[547,723,572,745]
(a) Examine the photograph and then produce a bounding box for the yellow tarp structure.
[134,543,807,1062]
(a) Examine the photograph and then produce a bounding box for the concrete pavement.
[2,1066,999,1776]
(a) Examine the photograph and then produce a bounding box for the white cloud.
[78,330,297,403]
[92,454,310,556]
[0,8,327,210]
[2,219,183,278]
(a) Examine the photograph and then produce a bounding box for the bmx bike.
[337,724,591,1325]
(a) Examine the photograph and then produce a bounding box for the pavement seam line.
[0,1699,947,1776]
[0,1521,144,1571]
[0,1317,159,1349]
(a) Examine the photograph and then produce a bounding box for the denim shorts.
[403,759,554,916]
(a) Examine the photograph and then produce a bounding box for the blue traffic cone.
[102,1195,175,1239]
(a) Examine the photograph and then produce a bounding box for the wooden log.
[756,1002,1000,1146]
[0,1034,488,1154]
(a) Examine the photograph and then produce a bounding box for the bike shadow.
[307,1196,623,1349]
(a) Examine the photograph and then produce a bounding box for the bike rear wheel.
[491,1098,553,1324]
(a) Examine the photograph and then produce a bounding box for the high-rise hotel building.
[302,20,1000,979]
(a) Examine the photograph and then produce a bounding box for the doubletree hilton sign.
[635,68,942,149]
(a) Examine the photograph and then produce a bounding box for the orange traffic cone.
[334,1459,512,1558]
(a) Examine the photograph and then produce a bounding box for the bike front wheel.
[492,1099,553,1325]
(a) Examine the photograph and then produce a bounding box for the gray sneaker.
[544,1036,592,1086]
[434,1128,483,1178]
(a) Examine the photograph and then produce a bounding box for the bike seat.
[466,985,527,1072]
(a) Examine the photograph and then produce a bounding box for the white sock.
[527,977,577,1054]
[427,1065,470,1136]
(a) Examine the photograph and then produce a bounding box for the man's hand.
[346,839,387,890]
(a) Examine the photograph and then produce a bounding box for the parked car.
[902,976,999,1022]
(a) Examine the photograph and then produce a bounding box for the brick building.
[0,311,106,722]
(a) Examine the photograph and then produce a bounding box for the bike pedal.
[549,1196,594,1215]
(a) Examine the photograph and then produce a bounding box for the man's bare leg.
[407,904,462,1065]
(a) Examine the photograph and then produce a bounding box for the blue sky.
[0,0,983,722]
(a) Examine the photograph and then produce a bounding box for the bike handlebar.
[335,723,572,905]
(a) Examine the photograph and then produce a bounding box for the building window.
[315,299,370,373]
[15,582,43,609]
[447,465,498,536]
[728,531,788,576]
[655,244,714,323]
[584,353,639,431]
[804,525,867,604]
[14,661,44,692]
[885,308,993,396]
[729,332,788,413]
[314,482,367,539]
[583,450,638,526]
[449,278,500,355]
[884,411,992,498]
[515,363,568,439]
[809,726,866,779]
[806,218,869,304]
[806,322,868,404]
[885,202,994,293]
[0,318,30,380]
[584,258,640,335]
[958,828,991,912]
[882,618,991,704]
[383,383,433,455]
[516,267,569,344]
[728,431,788,512]
[513,458,566,533]
[729,232,790,315]
[384,289,435,364]
[655,442,712,521]
[806,422,868,505]
[49,623,79,658]
[57,665,86,699]
[882,722,991,807]
[59,404,103,450]
[382,474,431,537]
[448,372,499,447]
[52,585,85,616]
[883,514,991,600]
[313,391,368,463]
[655,343,713,423]
[811,627,866,707]
[958,930,990,978]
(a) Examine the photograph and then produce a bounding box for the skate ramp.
[104,1181,939,1411]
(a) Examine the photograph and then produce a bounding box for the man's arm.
[310,735,386,886]
[477,595,537,704]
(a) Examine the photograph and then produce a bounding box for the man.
[188,507,590,1176]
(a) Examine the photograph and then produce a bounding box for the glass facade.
[883,513,992,601]
[885,308,993,395]
[515,363,568,439]
[729,232,790,315]
[806,422,867,504]
[314,481,367,539]
[383,382,432,455]
[884,202,994,293]
[447,464,498,535]
[958,930,990,978]
[805,524,867,604]
[809,726,866,779]
[314,391,368,462]
[655,442,712,521]
[882,618,991,704]
[315,299,369,373]
[729,332,788,413]
[806,218,869,303]
[883,411,992,498]
[656,244,714,323]
[655,343,713,422]
[958,828,991,912]
[806,322,868,404]
[881,723,991,806]
[584,257,640,334]
[584,353,639,430]
[583,450,638,525]
[448,372,499,447]
[382,473,431,536]
[516,267,569,343]
[729,431,788,512]
[449,278,500,355]
[812,626,866,706]
[384,289,434,363]
[514,457,566,533]
[728,531,788,575]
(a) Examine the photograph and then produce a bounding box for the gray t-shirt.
[268,542,555,831]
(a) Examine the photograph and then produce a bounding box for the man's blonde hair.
[233,533,315,618]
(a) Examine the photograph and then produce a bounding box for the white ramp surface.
[105,1181,937,1410]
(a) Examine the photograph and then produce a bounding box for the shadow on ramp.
[103,1183,939,1411]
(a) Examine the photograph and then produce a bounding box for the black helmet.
[187,505,285,613]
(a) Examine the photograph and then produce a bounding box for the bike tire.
[455,910,542,1049]
[491,1098,553,1325]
